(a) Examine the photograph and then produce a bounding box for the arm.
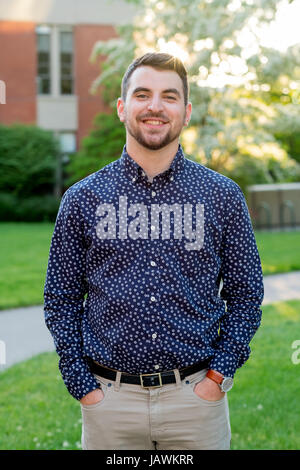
[208,183,264,378]
[44,189,99,401]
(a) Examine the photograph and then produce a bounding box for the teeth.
[144,120,164,125]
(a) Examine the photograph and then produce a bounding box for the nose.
[147,95,163,113]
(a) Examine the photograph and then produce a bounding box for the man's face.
[117,66,192,151]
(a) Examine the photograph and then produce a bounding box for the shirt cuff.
[63,369,100,401]
[208,351,241,378]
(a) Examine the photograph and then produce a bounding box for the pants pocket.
[189,382,226,406]
[80,380,109,411]
[182,380,231,449]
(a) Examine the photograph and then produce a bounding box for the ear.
[184,102,192,126]
[117,97,125,122]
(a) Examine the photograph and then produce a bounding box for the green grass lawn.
[255,230,300,275]
[0,299,299,450]
[0,222,300,310]
[0,222,53,309]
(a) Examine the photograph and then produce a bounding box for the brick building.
[0,0,135,153]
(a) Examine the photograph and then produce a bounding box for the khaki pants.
[80,368,231,450]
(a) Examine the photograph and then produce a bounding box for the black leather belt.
[87,358,210,388]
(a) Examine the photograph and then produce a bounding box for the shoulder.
[184,156,243,200]
[62,159,120,202]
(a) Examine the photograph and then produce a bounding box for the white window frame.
[36,24,74,98]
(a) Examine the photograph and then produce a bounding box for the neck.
[126,135,180,180]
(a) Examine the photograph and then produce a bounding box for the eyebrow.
[132,87,181,98]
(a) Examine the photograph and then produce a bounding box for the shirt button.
[132,177,136,182]
[154,365,160,370]
[170,175,174,181]
[151,191,156,197]
[142,171,145,176]
[152,333,157,339]
[150,261,156,267]
[150,296,156,302]
[151,225,156,231]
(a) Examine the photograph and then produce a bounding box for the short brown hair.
[121,52,189,106]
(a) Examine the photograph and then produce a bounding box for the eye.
[136,94,148,99]
[164,95,177,101]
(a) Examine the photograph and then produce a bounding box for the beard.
[124,112,185,151]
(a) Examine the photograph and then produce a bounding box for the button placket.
[146,181,163,374]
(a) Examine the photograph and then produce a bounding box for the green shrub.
[222,153,300,196]
[65,112,125,185]
[0,193,60,222]
[0,123,59,221]
[0,123,58,198]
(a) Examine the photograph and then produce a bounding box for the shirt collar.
[119,144,185,183]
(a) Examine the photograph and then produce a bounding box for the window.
[60,31,74,95]
[59,132,77,154]
[36,25,74,96]
[37,26,51,94]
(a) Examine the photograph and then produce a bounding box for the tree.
[89,0,300,192]
[65,112,126,185]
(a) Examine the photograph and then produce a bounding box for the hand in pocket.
[80,388,104,406]
[193,377,225,401]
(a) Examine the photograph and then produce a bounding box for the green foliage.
[0,124,60,221]
[0,124,58,197]
[276,132,300,164]
[65,112,126,186]
[89,26,136,107]
[265,98,300,164]
[89,0,300,189]
[219,138,300,193]
[0,193,60,222]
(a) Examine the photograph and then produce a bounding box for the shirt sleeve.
[43,188,99,400]
[208,183,264,378]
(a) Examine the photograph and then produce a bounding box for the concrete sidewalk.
[0,271,300,371]
[0,305,55,370]
[262,271,300,304]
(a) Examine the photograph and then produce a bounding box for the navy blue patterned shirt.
[44,144,264,400]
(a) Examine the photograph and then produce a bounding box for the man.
[44,52,264,450]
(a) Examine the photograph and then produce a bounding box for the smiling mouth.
[141,119,169,127]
